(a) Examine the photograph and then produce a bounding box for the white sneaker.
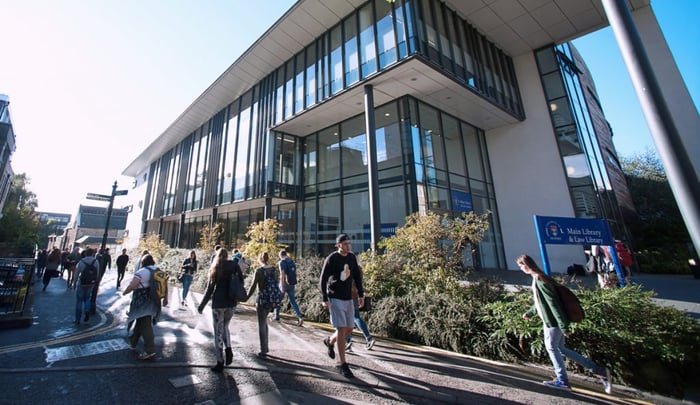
[365,338,375,350]
[600,368,612,394]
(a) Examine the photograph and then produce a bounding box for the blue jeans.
[544,326,604,383]
[75,285,93,322]
[346,307,372,343]
[212,307,234,362]
[274,284,303,319]
[181,274,193,301]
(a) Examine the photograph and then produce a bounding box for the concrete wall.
[487,51,585,272]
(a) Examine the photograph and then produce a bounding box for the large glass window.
[317,126,340,185]
[235,94,251,201]
[305,42,317,108]
[294,53,304,114]
[344,15,359,86]
[222,104,239,203]
[375,0,397,69]
[359,3,377,79]
[330,25,343,95]
[193,126,209,210]
[284,60,294,119]
[340,115,367,183]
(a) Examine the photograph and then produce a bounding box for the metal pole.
[101,181,117,252]
[601,0,700,252]
[364,85,381,252]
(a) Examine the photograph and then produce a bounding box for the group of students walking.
[54,236,614,395]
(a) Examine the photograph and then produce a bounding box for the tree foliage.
[360,211,491,298]
[241,218,286,263]
[620,149,691,273]
[0,173,39,254]
[197,222,222,251]
[137,232,170,262]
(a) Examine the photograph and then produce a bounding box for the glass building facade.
[140,0,528,268]
[535,43,632,238]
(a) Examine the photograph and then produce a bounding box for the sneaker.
[345,340,353,352]
[323,337,335,359]
[296,318,304,327]
[600,368,612,394]
[210,361,224,372]
[336,362,354,378]
[138,352,156,361]
[365,338,376,350]
[542,379,571,390]
[84,313,90,322]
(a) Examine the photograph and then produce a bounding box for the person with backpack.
[245,251,281,359]
[319,233,366,379]
[123,254,169,360]
[72,247,100,325]
[89,247,112,315]
[271,250,303,326]
[197,248,244,372]
[65,247,81,289]
[516,254,612,394]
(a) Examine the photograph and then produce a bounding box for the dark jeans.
[75,285,93,322]
[129,316,155,354]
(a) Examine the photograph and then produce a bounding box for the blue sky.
[1,0,697,214]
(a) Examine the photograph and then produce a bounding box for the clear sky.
[2,0,698,215]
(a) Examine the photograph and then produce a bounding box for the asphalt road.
[0,269,696,405]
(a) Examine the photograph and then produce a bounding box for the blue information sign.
[533,215,625,286]
[535,216,613,246]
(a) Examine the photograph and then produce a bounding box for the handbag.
[358,296,372,312]
[555,284,585,322]
[228,271,247,303]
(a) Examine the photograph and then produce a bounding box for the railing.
[0,257,35,317]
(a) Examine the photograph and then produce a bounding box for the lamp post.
[86,181,128,252]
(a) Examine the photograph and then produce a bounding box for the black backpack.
[79,259,99,286]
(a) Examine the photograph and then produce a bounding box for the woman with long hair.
[516,254,612,393]
[198,248,244,372]
[245,251,279,359]
[180,250,198,307]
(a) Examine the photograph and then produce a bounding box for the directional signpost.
[86,181,129,252]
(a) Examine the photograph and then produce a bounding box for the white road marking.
[45,338,130,363]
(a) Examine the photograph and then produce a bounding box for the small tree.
[198,222,223,251]
[137,232,170,262]
[360,211,490,298]
[242,218,286,263]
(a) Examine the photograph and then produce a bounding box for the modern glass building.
[123,0,695,271]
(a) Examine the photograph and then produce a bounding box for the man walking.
[116,248,129,288]
[273,250,303,326]
[90,247,112,314]
[319,234,365,378]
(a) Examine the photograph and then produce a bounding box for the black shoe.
[211,362,224,372]
[323,337,335,359]
[225,348,233,366]
[336,362,354,378]
[84,313,90,322]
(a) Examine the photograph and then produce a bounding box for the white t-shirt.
[134,266,153,288]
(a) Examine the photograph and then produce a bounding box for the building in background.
[62,205,129,250]
[0,94,15,218]
[38,212,72,249]
[123,0,694,271]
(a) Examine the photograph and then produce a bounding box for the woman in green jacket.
[517,254,612,394]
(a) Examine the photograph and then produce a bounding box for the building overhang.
[123,0,651,177]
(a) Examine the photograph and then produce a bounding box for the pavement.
[0,269,697,405]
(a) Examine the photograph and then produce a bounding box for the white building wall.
[634,6,700,180]
[487,52,585,272]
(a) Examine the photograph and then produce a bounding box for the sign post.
[534,215,626,287]
[86,181,128,252]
